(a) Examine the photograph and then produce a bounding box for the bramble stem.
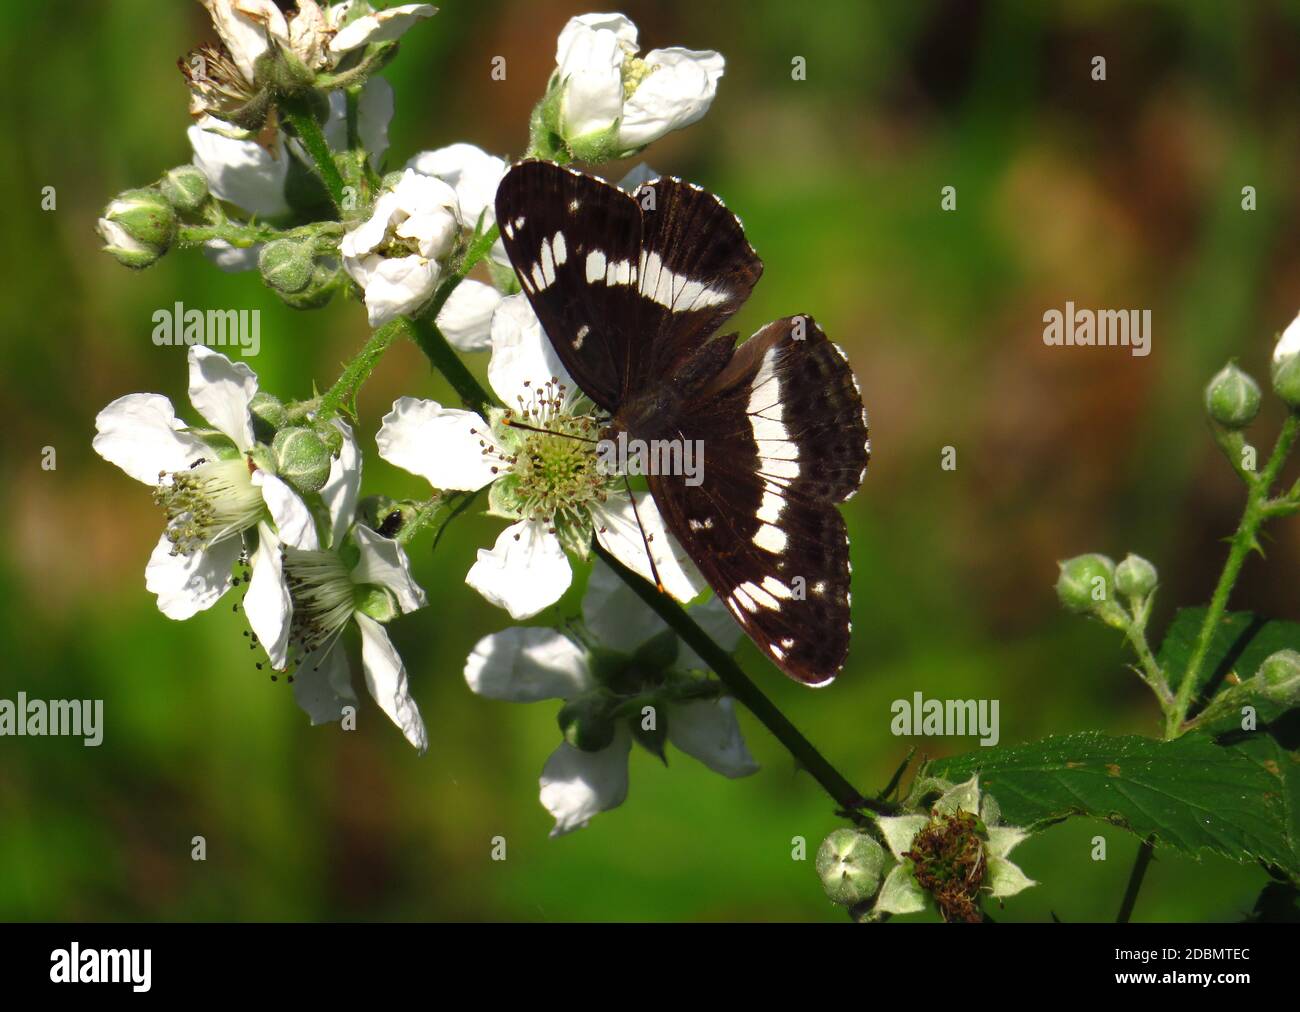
[280,103,348,214]
[1166,412,1300,737]
[316,318,406,419]
[594,543,885,816]
[1117,837,1155,923]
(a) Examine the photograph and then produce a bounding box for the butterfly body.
[496,161,869,686]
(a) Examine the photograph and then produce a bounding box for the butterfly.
[494,160,870,686]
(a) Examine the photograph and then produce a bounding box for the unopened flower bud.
[97,188,175,268]
[1255,649,1300,706]
[259,237,316,294]
[160,165,210,212]
[1272,315,1300,410]
[816,828,886,906]
[249,391,288,442]
[1114,553,1158,600]
[278,261,342,311]
[1205,362,1261,429]
[557,694,617,752]
[314,418,344,456]
[272,426,332,494]
[1055,554,1116,614]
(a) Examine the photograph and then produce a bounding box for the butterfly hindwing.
[650,316,869,684]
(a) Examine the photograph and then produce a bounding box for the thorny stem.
[1116,837,1155,923]
[316,318,406,419]
[1166,412,1300,738]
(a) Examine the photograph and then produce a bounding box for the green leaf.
[1156,607,1256,697]
[928,730,1300,881]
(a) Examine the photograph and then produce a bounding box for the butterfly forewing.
[495,162,870,685]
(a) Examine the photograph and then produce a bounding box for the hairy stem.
[316,317,406,419]
[280,103,347,214]
[1167,412,1300,737]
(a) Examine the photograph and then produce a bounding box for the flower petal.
[592,492,703,603]
[873,863,929,916]
[464,627,593,702]
[351,526,426,613]
[188,346,258,451]
[201,0,288,81]
[487,293,573,404]
[292,642,358,727]
[253,471,318,550]
[875,814,929,861]
[322,76,394,169]
[354,254,440,328]
[93,393,208,485]
[668,698,758,778]
[406,142,507,229]
[466,519,572,620]
[556,25,626,141]
[539,726,632,836]
[376,397,500,491]
[436,279,502,352]
[188,123,291,219]
[328,2,436,53]
[581,557,669,653]
[618,48,725,149]
[320,418,361,549]
[355,613,428,752]
[145,531,238,620]
[244,522,292,668]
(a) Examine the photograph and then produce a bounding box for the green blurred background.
[2,0,1299,921]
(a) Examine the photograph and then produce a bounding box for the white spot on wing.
[585,250,606,283]
[552,231,567,266]
[753,523,787,554]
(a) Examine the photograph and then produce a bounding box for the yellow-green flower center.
[154,456,264,556]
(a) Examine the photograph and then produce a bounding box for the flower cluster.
[92,5,745,816]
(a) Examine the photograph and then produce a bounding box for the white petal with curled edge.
[487,293,573,405]
[376,397,500,492]
[555,20,626,140]
[581,557,668,655]
[351,526,426,614]
[667,698,759,778]
[555,13,638,65]
[464,627,593,702]
[355,613,428,752]
[406,143,507,227]
[188,124,290,220]
[592,492,703,603]
[320,418,360,549]
[292,643,358,727]
[93,393,209,485]
[539,725,632,836]
[244,522,292,669]
[252,471,317,550]
[466,520,572,620]
[359,254,440,327]
[618,48,725,149]
[145,531,238,620]
[436,279,502,352]
[201,0,289,81]
[328,3,436,53]
[188,346,258,451]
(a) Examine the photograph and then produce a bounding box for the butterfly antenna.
[622,473,666,594]
[500,417,599,444]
